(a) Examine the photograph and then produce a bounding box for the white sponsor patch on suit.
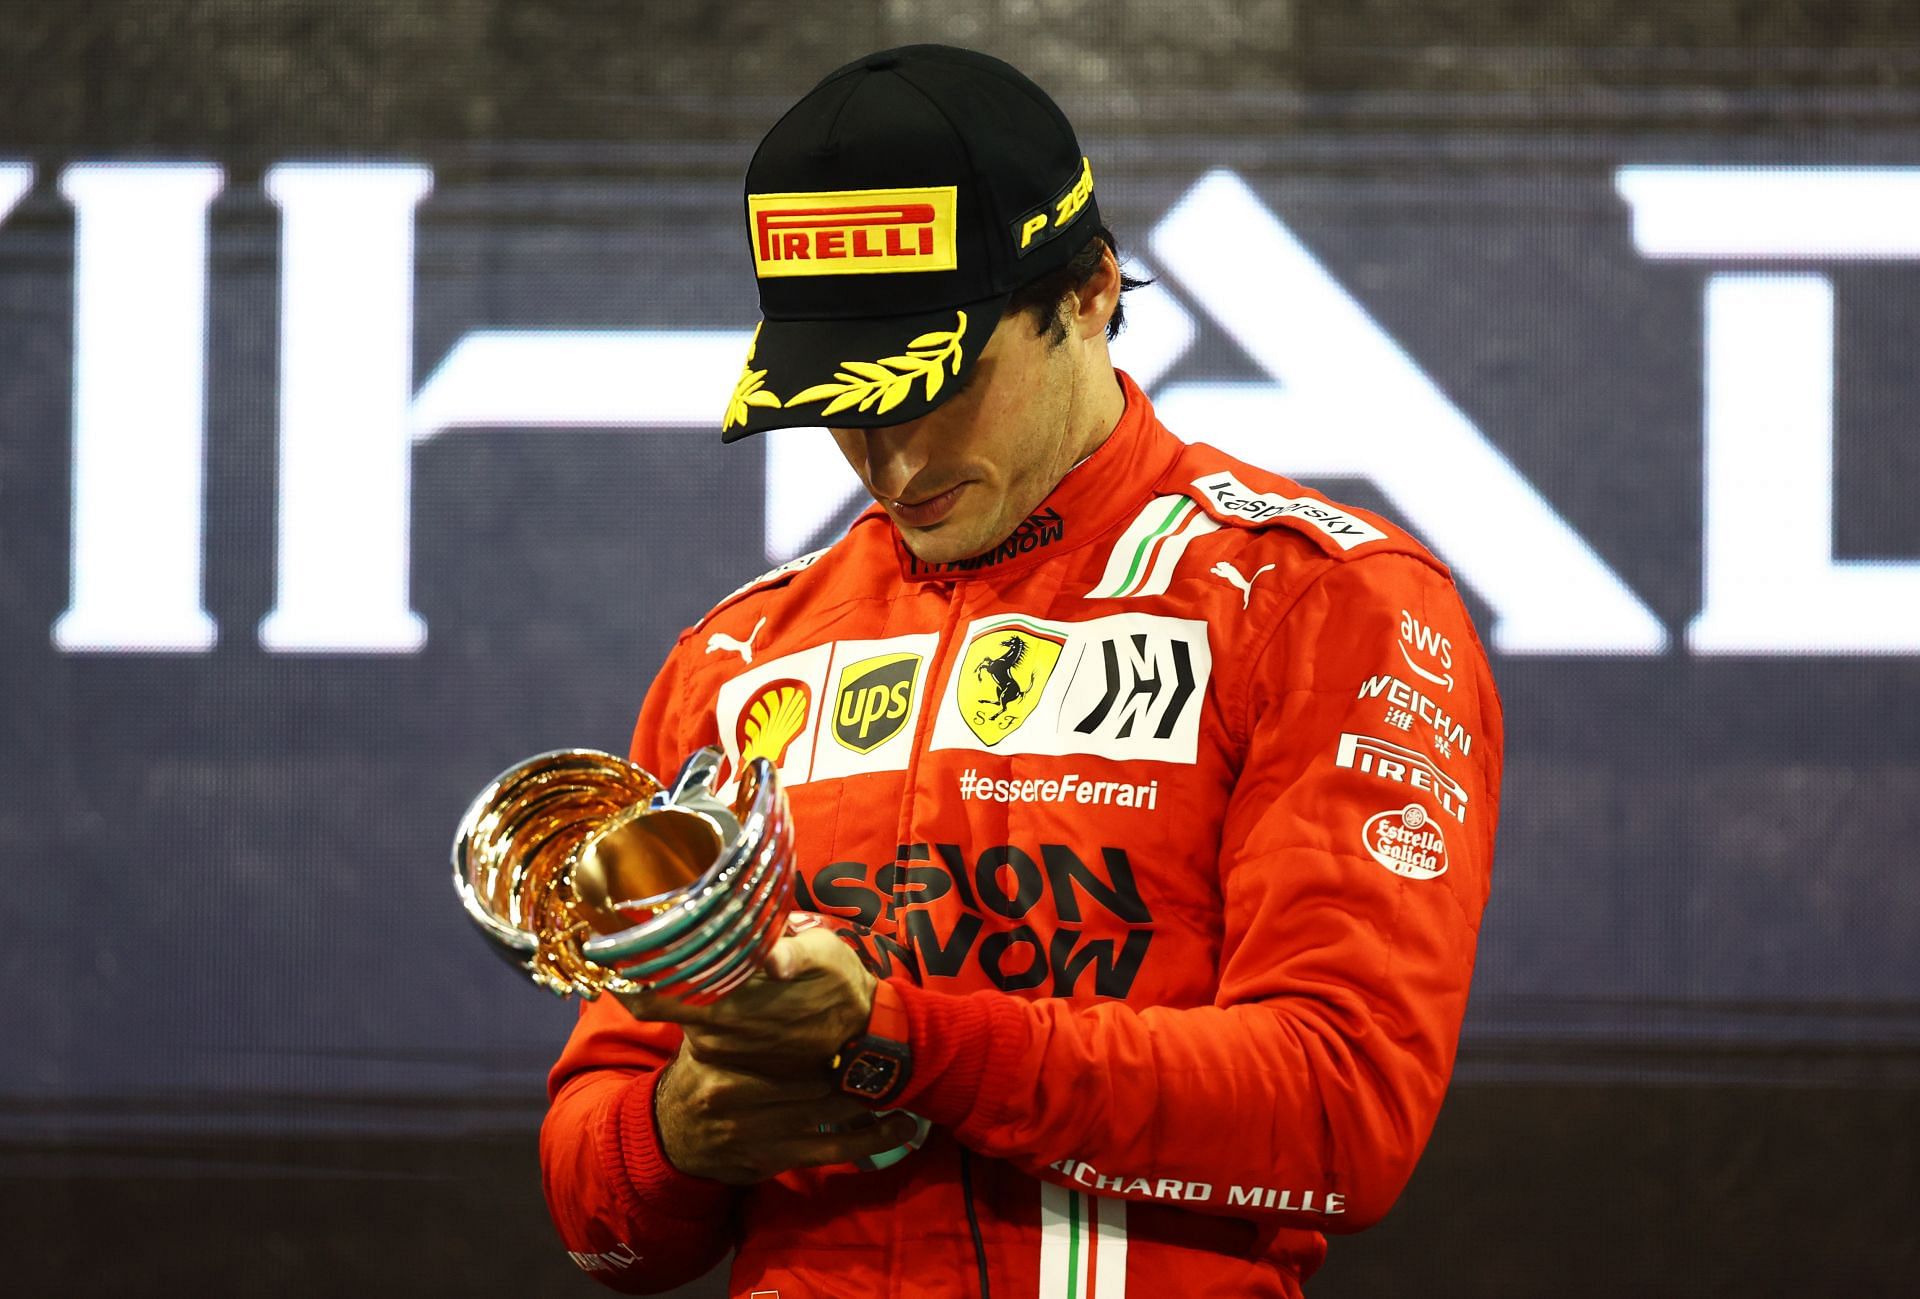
[1189,472,1386,550]
[930,612,1211,763]
[713,633,939,787]
[1084,495,1221,599]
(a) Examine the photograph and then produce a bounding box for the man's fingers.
[791,1112,924,1169]
[610,986,719,1026]
[763,928,852,982]
[673,1062,845,1109]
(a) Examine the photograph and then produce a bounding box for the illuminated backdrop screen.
[0,3,1917,1291]
[7,56,1920,1122]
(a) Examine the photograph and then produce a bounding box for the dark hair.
[1003,226,1154,346]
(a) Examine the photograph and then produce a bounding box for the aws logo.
[834,652,923,753]
[714,633,938,786]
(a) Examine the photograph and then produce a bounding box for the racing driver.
[540,43,1503,1298]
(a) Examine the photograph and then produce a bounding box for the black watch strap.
[830,978,913,1106]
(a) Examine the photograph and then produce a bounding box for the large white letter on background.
[54,163,225,652]
[1619,166,1920,653]
[258,164,434,652]
[1149,169,1668,656]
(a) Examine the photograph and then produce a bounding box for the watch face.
[844,1050,902,1099]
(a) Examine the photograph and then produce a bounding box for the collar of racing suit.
[890,368,1180,583]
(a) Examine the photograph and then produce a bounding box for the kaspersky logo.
[748,185,958,277]
[737,679,811,770]
[833,651,922,754]
[958,617,1067,746]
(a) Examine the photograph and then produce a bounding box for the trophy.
[451,746,794,1003]
[452,742,930,1170]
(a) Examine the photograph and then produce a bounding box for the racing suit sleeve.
[884,552,1503,1229]
[539,632,740,1292]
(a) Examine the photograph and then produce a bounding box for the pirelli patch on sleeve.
[1186,472,1387,551]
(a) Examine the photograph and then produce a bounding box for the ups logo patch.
[833,652,922,754]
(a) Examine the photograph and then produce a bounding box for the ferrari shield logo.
[958,618,1066,745]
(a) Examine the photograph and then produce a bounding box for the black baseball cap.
[720,44,1103,442]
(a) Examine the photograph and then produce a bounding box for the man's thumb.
[765,938,796,981]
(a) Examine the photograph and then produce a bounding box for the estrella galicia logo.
[833,651,923,754]
[958,618,1067,745]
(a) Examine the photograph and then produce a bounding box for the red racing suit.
[542,370,1504,1297]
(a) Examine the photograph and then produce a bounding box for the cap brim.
[719,294,1009,442]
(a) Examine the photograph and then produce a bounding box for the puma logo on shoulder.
[706,616,766,664]
[1210,560,1274,609]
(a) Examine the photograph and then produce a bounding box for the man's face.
[827,309,1092,566]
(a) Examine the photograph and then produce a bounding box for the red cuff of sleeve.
[605,1067,734,1223]
[891,979,1032,1131]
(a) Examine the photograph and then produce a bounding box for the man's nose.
[859,421,933,499]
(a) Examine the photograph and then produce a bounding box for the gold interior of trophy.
[461,751,779,999]
[570,807,723,932]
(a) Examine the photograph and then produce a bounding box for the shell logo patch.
[957,618,1068,746]
[833,652,922,754]
[713,635,938,788]
[736,679,811,770]
[749,186,959,277]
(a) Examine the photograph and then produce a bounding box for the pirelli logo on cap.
[749,186,959,277]
[1013,156,1094,256]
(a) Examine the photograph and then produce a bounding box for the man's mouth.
[887,483,967,528]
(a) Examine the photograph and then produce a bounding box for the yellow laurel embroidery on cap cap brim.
[783,311,967,419]
[724,322,786,431]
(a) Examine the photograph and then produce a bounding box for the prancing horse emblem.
[975,635,1028,719]
[957,620,1066,746]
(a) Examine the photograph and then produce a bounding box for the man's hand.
[652,1048,921,1184]
[614,926,879,1071]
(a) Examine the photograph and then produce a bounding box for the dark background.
[2,1,1918,1293]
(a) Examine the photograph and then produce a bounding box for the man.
[542,44,1502,1298]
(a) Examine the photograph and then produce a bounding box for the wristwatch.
[830,976,913,1106]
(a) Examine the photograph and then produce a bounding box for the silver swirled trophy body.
[451,746,794,1003]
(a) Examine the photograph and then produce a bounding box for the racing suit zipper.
[959,1145,992,1299]
[886,576,972,938]
[888,578,992,1296]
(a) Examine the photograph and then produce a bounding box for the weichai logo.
[748,186,959,277]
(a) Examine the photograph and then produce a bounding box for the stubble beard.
[899,351,1084,567]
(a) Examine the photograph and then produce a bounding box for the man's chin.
[895,515,1002,567]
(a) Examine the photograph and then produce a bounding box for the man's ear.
[1075,242,1123,341]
